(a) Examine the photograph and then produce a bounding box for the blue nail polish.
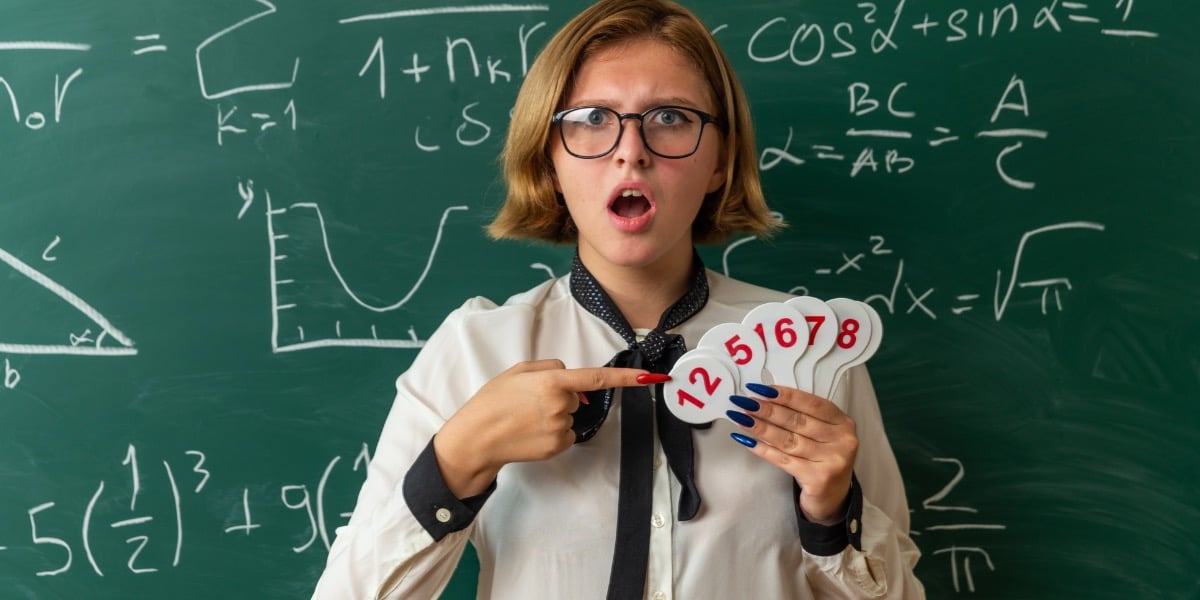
[729,394,760,412]
[726,410,755,428]
[730,433,758,448]
[746,383,779,398]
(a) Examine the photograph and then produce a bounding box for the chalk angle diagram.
[0,247,137,356]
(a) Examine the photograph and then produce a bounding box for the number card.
[812,298,875,401]
[669,297,883,420]
[697,321,766,391]
[741,302,808,388]
[785,296,838,394]
[828,300,883,399]
[663,352,737,424]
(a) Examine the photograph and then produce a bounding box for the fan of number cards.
[663,297,882,424]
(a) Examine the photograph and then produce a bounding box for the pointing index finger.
[557,367,664,392]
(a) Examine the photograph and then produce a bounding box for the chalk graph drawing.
[0,247,137,356]
[261,187,466,352]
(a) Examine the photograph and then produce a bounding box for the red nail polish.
[636,373,671,385]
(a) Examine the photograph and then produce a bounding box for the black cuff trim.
[402,437,496,542]
[793,473,864,556]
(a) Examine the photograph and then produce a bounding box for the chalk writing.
[760,74,1048,189]
[913,457,1007,593]
[0,68,83,130]
[245,183,468,352]
[196,0,299,100]
[743,0,1157,68]
[723,221,1106,321]
[0,247,137,359]
[132,34,167,56]
[5,443,369,578]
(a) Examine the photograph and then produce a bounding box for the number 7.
[804,315,826,346]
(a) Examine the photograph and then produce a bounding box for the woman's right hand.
[433,359,651,498]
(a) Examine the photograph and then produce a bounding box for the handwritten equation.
[0,1,1159,153]
[723,221,1107,321]
[0,443,366,577]
[759,73,1056,189]
[739,0,1156,67]
[2,443,996,592]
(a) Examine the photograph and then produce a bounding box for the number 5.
[29,502,73,576]
[724,335,753,365]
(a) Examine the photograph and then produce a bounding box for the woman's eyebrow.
[565,96,707,110]
[565,98,617,108]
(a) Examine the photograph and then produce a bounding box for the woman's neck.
[581,250,696,330]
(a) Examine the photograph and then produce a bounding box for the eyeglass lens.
[557,107,707,158]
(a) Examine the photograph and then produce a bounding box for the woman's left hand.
[729,384,858,525]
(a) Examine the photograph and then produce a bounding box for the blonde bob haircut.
[488,0,781,244]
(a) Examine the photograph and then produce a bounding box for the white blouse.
[312,271,925,599]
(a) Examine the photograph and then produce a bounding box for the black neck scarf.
[569,251,710,600]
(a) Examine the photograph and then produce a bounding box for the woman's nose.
[611,119,651,167]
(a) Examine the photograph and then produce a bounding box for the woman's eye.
[652,109,688,126]
[586,111,605,125]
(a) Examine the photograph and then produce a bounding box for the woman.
[312,1,923,598]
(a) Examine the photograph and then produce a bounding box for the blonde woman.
[313,1,923,598]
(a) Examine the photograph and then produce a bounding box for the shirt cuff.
[793,473,864,556]
[402,436,496,542]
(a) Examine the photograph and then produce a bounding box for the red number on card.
[724,335,753,365]
[677,389,704,409]
[689,367,722,395]
[775,318,798,348]
[754,319,797,348]
[804,315,826,346]
[837,318,860,349]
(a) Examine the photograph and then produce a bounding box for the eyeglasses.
[551,105,723,159]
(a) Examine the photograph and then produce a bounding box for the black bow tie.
[568,251,709,600]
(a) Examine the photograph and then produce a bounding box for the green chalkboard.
[1,1,1197,598]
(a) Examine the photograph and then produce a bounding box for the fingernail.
[637,373,671,385]
[730,433,758,448]
[577,392,590,405]
[729,395,760,412]
[745,383,779,398]
[726,410,755,428]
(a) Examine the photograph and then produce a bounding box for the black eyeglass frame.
[550,104,725,159]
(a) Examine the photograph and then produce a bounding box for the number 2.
[689,367,721,395]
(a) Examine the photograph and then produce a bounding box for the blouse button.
[651,513,666,529]
[652,592,667,600]
[435,508,452,523]
[849,518,859,535]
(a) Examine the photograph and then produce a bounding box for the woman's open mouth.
[607,185,657,233]
[611,189,652,218]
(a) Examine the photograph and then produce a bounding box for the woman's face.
[550,38,725,279]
